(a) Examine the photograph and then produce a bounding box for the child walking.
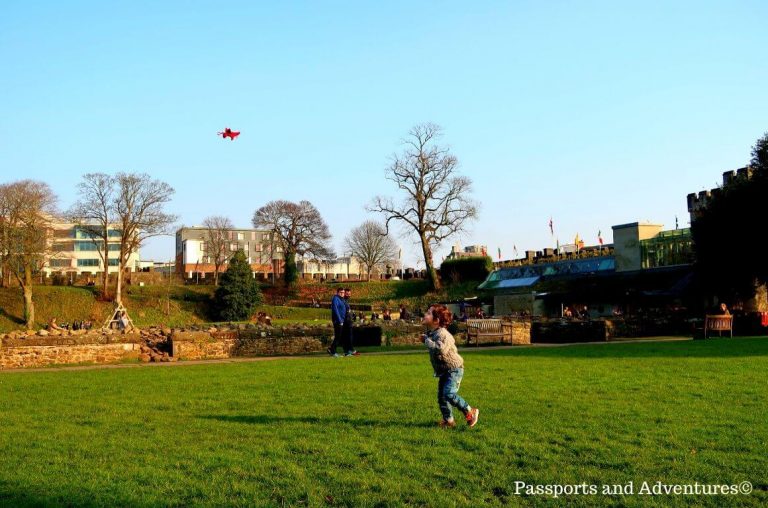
[422,304,480,428]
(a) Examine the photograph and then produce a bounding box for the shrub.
[439,256,494,284]
[213,251,263,321]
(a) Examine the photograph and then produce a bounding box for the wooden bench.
[466,319,504,346]
[704,315,733,338]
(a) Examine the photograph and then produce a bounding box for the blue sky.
[1,1,766,266]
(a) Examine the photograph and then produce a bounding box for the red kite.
[218,128,240,140]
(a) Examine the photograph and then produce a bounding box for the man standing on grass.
[343,288,359,356]
[328,287,346,357]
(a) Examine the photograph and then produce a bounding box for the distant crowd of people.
[562,305,591,320]
[48,317,93,331]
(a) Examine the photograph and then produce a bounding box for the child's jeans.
[437,368,470,421]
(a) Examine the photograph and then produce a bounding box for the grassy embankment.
[0,280,483,332]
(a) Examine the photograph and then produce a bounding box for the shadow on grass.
[465,337,768,359]
[198,414,435,429]
[0,307,24,325]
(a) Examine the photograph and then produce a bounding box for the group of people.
[328,287,360,357]
[48,317,93,331]
[255,311,273,326]
[563,305,590,320]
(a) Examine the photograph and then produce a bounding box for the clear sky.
[2,1,766,267]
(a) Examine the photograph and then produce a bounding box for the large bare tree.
[202,215,234,286]
[369,123,478,290]
[0,180,58,328]
[113,173,177,305]
[252,200,333,286]
[68,173,116,298]
[344,220,398,281]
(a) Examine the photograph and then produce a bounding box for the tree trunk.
[1,259,8,288]
[103,249,110,298]
[214,266,220,286]
[283,250,298,287]
[23,266,35,329]
[116,264,124,306]
[420,234,440,291]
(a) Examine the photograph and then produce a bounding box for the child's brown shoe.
[438,419,456,428]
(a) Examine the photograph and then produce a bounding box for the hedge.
[439,256,494,283]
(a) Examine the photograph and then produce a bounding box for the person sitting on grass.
[421,304,479,429]
[48,317,64,331]
[118,311,132,333]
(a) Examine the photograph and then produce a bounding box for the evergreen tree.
[213,250,263,321]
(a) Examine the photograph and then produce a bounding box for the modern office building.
[44,222,140,276]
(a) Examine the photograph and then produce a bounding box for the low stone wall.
[1,332,143,369]
[234,330,326,356]
[531,320,608,343]
[503,321,532,345]
[169,331,237,360]
[382,323,425,346]
[169,329,330,360]
[2,319,477,369]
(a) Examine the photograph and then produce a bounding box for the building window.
[77,259,100,267]
[237,232,244,241]
[108,229,122,238]
[75,241,100,251]
[49,259,72,268]
[108,259,120,266]
[230,243,238,251]
[108,243,121,252]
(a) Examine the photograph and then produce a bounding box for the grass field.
[1,338,767,507]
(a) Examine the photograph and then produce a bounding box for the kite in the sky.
[218,127,240,140]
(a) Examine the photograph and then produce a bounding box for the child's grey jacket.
[424,327,464,375]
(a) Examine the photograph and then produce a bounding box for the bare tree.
[344,220,398,281]
[369,123,478,290]
[252,200,333,286]
[68,173,116,298]
[113,173,177,305]
[0,180,58,328]
[202,215,234,286]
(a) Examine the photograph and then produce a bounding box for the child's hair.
[428,304,453,328]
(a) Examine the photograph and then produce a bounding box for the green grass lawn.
[1,338,767,507]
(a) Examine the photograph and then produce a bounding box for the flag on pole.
[513,245,518,257]
[497,247,501,260]
[598,230,603,245]
[549,217,554,235]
